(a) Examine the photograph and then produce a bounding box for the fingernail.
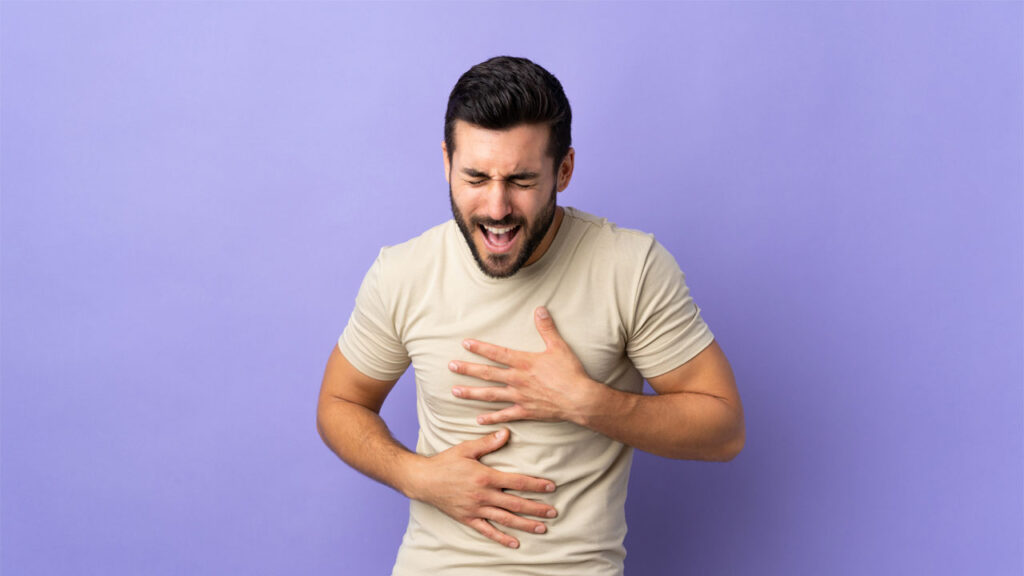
[536,307,549,319]
[463,340,471,350]
[545,484,555,492]
[507,540,518,549]
[534,525,546,534]
[477,416,486,424]
[452,388,462,397]
[546,509,557,518]
[448,361,458,372]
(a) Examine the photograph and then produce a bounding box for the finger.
[456,428,510,460]
[476,406,527,425]
[449,361,514,385]
[479,506,548,535]
[463,339,518,367]
[452,384,515,403]
[534,306,565,350]
[490,492,558,520]
[494,470,557,495]
[468,517,520,549]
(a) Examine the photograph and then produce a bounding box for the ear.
[441,141,451,184]
[556,147,575,193]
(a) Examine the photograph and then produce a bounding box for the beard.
[450,183,557,279]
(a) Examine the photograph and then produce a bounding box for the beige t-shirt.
[339,207,714,575]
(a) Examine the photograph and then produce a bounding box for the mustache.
[470,215,525,228]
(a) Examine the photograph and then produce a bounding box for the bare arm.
[315,346,416,491]
[449,307,745,461]
[316,345,559,549]
[574,340,744,461]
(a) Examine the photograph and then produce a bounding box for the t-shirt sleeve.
[625,238,715,379]
[337,252,411,382]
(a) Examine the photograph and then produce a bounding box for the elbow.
[315,404,328,444]
[716,394,745,462]
[715,431,744,462]
[315,396,336,445]
[701,406,745,462]
[715,417,745,462]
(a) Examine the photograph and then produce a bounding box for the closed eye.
[464,178,535,189]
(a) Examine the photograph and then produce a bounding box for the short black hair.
[444,56,572,169]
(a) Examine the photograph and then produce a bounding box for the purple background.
[2,2,1021,575]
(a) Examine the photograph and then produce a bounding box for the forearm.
[316,396,423,498]
[574,383,745,461]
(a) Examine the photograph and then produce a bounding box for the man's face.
[444,121,573,279]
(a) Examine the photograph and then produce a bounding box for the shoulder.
[562,206,659,262]
[561,207,685,305]
[355,220,457,326]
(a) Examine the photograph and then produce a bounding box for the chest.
[396,273,636,419]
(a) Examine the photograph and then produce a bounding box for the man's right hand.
[407,428,558,549]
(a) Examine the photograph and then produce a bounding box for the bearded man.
[317,55,745,576]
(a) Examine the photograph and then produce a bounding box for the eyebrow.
[460,168,540,181]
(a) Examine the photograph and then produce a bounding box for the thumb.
[458,428,510,460]
[534,306,564,349]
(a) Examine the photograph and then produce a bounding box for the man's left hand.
[448,307,602,425]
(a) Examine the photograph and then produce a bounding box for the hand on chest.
[404,290,630,416]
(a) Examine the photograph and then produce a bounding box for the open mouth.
[479,223,522,254]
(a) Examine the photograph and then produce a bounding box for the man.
[317,56,744,575]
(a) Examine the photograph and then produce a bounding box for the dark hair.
[444,56,572,169]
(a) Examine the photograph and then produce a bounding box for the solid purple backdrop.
[2,2,1021,575]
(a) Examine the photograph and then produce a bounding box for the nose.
[482,181,513,221]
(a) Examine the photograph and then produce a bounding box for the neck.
[523,206,565,268]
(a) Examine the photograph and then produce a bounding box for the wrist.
[570,377,618,428]
[394,451,429,500]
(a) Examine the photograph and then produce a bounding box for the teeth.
[483,225,516,235]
